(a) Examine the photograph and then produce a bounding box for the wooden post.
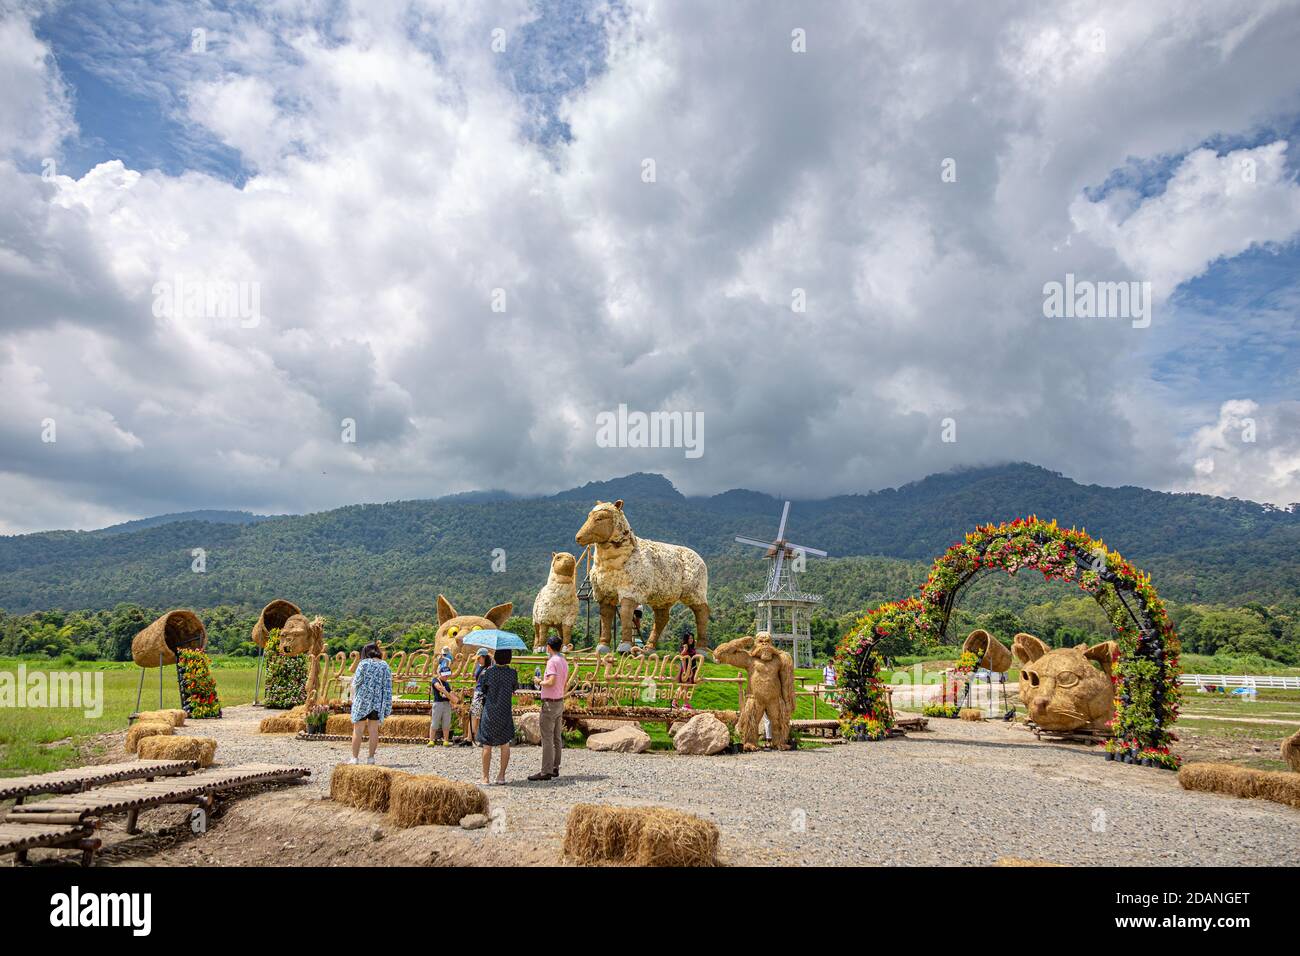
[132,666,145,726]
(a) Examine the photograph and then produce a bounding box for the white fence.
[1180,674,1300,692]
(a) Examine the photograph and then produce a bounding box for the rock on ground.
[516,711,541,745]
[673,713,731,755]
[586,725,651,753]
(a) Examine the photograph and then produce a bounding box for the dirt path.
[7,704,1298,867]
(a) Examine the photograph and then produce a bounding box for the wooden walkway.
[3,762,311,865]
[0,760,197,804]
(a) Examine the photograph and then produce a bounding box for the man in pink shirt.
[529,635,569,781]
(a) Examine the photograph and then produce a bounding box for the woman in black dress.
[478,649,519,784]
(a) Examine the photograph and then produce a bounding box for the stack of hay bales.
[259,704,308,734]
[321,714,432,737]
[563,804,718,866]
[959,708,985,722]
[1178,762,1300,809]
[329,764,412,813]
[137,735,218,768]
[135,709,187,727]
[388,775,488,827]
[126,720,173,754]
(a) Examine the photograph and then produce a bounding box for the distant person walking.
[822,661,836,689]
[529,635,569,782]
[427,646,455,747]
[348,643,392,765]
[478,649,519,785]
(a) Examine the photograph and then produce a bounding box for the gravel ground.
[128,704,1296,867]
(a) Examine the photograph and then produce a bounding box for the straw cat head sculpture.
[1013,632,1116,732]
[434,595,513,660]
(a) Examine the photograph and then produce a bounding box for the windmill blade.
[776,500,790,541]
[735,535,774,550]
[772,547,785,583]
[785,542,828,558]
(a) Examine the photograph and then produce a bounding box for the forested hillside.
[1,463,1296,616]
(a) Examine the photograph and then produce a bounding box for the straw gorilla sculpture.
[276,614,326,702]
[714,633,795,751]
[575,499,710,651]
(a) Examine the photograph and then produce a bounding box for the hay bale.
[325,714,355,735]
[131,610,206,667]
[381,715,432,737]
[125,720,173,754]
[329,764,412,813]
[258,715,306,734]
[252,599,302,648]
[1178,762,1300,809]
[136,709,186,727]
[959,708,985,721]
[137,734,218,768]
[562,804,718,867]
[387,774,489,828]
[1282,727,1300,773]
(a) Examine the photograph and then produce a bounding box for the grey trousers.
[540,698,564,775]
[430,701,452,739]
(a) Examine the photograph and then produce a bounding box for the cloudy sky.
[1,0,1299,533]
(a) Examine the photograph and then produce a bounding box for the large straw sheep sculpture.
[533,552,579,651]
[575,499,709,651]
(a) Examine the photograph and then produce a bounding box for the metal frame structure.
[735,501,828,668]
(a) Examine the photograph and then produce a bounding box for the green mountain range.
[1,463,1296,618]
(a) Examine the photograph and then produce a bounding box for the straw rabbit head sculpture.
[1013,633,1117,732]
[434,595,513,661]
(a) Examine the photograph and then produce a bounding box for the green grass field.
[0,658,260,776]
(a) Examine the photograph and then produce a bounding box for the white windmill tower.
[735,501,827,668]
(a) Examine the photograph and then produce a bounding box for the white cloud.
[1070,141,1300,297]
[1,0,1298,533]
[1180,400,1300,505]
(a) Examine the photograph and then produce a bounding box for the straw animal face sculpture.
[434,595,513,661]
[1013,632,1116,732]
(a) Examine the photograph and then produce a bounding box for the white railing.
[1180,674,1300,692]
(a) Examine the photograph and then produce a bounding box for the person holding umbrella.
[462,629,527,785]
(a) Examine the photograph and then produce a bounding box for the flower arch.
[834,517,1180,765]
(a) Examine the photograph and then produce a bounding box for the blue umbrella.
[459,629,529,652]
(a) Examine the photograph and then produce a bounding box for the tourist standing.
[478,649,519,784]
[469,647,491,744]
[529,635,569,782]
[349,642,392,765]
[823,661,836,689]
[427,646,455,747]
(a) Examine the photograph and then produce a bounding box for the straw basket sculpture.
[131,610,207,668]
[961,629,1013,673]
[251,599,302,648]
